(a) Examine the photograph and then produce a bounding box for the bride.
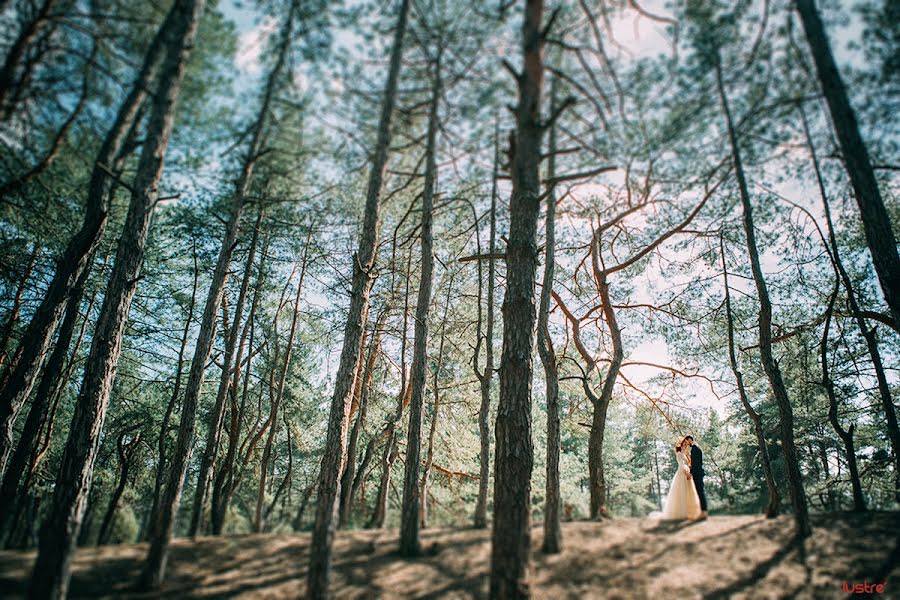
[659,437,702,520]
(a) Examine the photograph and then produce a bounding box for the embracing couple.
[660,435,709,521]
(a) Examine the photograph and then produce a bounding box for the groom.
[684,436,708,520]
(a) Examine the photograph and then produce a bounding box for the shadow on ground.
[1,513,897,599]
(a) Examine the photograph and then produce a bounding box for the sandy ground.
[0,513,898,599]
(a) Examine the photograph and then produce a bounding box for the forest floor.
[1,512,898,599]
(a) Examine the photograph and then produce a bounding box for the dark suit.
[690,443,708,512]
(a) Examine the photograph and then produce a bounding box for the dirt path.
[1,513,897,598]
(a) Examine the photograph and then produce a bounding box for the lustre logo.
[842,581,887,594]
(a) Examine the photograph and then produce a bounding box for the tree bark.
[143,153,243,588]
[97,427,141,545]
[145,240,199,540]
[473,127,498,530]
[27,0,204,594]
[211,232,271,535]
[21,263,100,517]
[349,433,376,520]
[538,78,561,554]
[491,1,545,596]
[367,376,410,530]
[367,255,412,531]
[264,411,294,524]
[821,282,866,511]
[215,365,272,527]
[721,237,780,518]
[420,275,452,530]
[587,258,621,520]
[715,55,810,538]
[292,483,315,530]
[552,233,624,523]
[0,245,39,372]
[0,256,92,545]
[306,0,409,595]
[188,211,259,537]
[399,48,440,558]
[795,0,900,331]
[339,312,385,527]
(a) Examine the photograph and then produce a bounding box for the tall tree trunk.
[333,316,371,523]
[798,104,900,504]
[721,237,780,518]
[368,255,412,531]
[292,483,315,530]
[538,77,561,554]
[76,486,99,547]
[0,245,39,371]
[16,262,100,540]
[217,365,273,522]
[820,283,866,511]
[491,0,546,596]
[0,0,172,478]
[255,232,311,532]
[339,311,385,527]
[367,377,410,530]
[142,4,295,585]
[420,275,452,530]
[145,241,200,541]
[365,255,412,531]
[264,411,293,524]
[554,242,623,522]
[27,0,205,594]
[588,257,621,520]
[211,233,271,535]
[191,4,295,536]
[143,148,242,588]
[715,56,810,538]
[368,431,397,529]
[349,434,376,520]
[794,0,900,330]
[473,126,498,529]
[306,0,409,595]
[399,48,440,558]
[97,428,141,545]
[653,449,662,510]
[189,210,260,537]
[0,256,93,545]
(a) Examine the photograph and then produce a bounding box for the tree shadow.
[329,532,487,597]
[415,552,487,600]
[847,535,900,600]
[541,516,773,594]
[701,536,805,600]
[643,518,705,534]
[200,571,304,598]
[636,518,766,570]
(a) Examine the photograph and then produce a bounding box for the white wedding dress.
[660,450,702,520]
